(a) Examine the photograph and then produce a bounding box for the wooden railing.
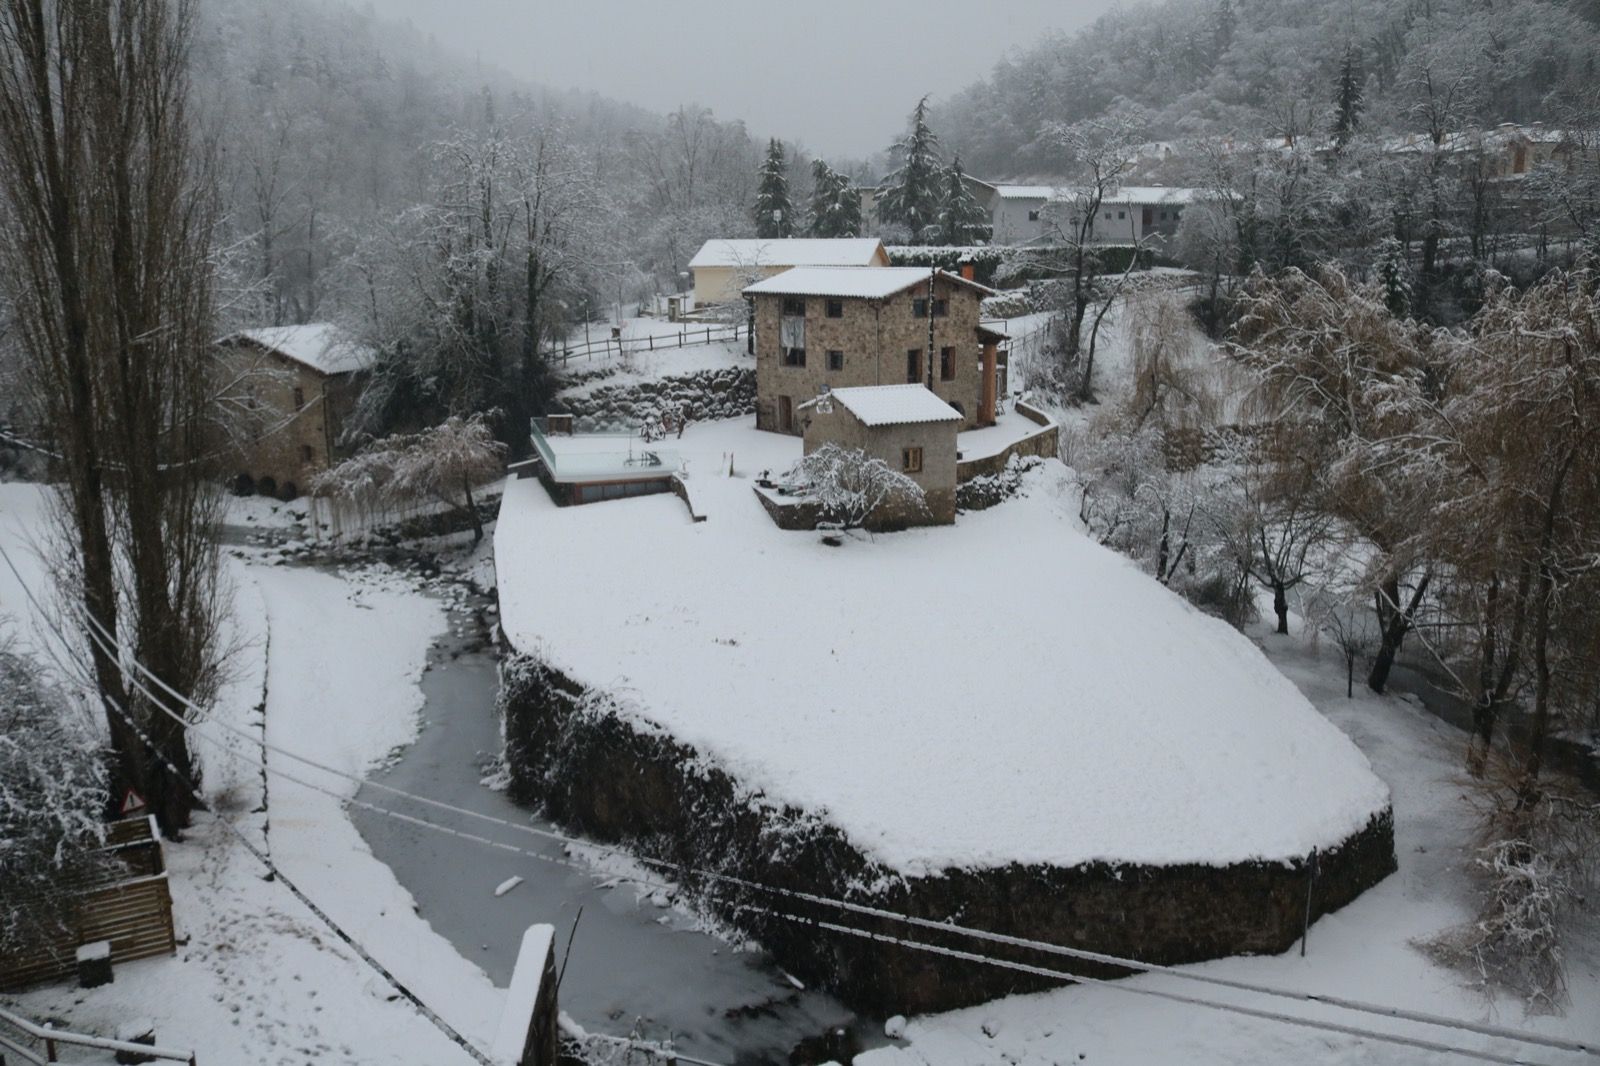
[0,1004,196,1064]
[545,322,745,365]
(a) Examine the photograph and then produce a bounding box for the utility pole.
[926,266,936,390]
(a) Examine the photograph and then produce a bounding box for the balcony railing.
[530,418,681,483]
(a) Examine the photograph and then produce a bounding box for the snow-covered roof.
[743,266,989,300]
[224,324,376,376]
[688,238,887,270]
[829,385,962,427]
[992,184,1059,200]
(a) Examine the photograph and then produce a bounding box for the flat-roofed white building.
[689,238,890,305]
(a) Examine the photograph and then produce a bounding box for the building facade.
[689,238,890,305]
[745,267,1000,435]
[215,324,374,499]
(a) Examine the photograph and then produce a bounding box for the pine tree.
[754,138,795,238]
[937,155,991,245]
[808,160,863,238]
[1332,43,1364,148]
[877,96,944,243]
[1377,237,1412,317]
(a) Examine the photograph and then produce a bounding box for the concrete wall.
[802,402,957,526]
[754,275,986,434]
[216,341,361,498]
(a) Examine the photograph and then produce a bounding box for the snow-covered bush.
[782,443,927,532]
[1427,762,1599,1010]
[312,413,507,542]
[0,637,113,952]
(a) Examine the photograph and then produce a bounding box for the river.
[350,607,869,1066]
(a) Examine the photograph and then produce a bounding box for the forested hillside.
[186,0,786,437]
[942,0,1600,177]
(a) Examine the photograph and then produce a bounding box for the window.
[782,297,806,316]
[902,447,923,474]
[1117,210,1126,220]
[912,298,927,317]
[292,386,306,408]
[906,349,922,384]
[939,346,956,381]
[826,349,844,372]
[826,299,844,319]
[1027,209,1041,222]
[300,444,314,463]
[1103,211,1113,220]
[783,347,806,367]
[932,298,948,318]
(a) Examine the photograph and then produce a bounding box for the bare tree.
[0,0,225,833]
[312,413,507,543]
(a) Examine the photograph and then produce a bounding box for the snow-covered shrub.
[781,444,927,532]
[1427,762,1599,1010]
[0,637,114,952]
[956,454,1041,512]
[312,413,507,543]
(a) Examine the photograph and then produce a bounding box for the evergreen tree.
[754,138,795,238]
[1377,237,1412,317]
[877,96,944,243]
[1331,43,1364,148]
[937,155,992,245]
[809,160,863,238]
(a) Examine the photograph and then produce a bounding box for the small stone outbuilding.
[800,384,960,527]
[215,324,375,500]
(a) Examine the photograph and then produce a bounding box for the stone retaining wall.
[556,366,755,426]
[499,653,1397,1017]
[957,401,1060,482]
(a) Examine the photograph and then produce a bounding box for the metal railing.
[0,1004,196,1064]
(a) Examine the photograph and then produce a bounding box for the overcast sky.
[356,0,1119,158]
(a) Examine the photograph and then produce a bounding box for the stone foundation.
[499,654,1396,1017]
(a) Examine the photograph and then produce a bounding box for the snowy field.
[854,623,1600,1066]
[495,418,1390,874]
[551,314,749,389]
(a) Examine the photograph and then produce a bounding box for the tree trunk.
[1367,572,1431,694]
[1273,580,1289,635]
[464,478,483,544]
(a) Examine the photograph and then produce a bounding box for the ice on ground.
[495,417,1390,875]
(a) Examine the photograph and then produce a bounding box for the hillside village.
[2,2,1600,1066]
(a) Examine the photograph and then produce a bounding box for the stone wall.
[956,402,1060,482]
[216,343,362,499]
[499,653,1398,1017]
[556,366,755,426]
[754,276,986,434]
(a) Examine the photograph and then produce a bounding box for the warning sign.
[120,788,147,816]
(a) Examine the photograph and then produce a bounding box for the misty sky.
[357,0,1120,158]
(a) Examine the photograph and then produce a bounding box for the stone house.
[214,324,375,500]
[798,384,960,527]
[744,266,1002,435]
[689,238,890,305]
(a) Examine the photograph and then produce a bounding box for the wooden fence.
[545,322,745,365]
[0,816,178,992]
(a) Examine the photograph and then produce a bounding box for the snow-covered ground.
[552,315,748,389]
[495,417,1389,875]
[853,621,1600,1066]
[2,482,501,1065]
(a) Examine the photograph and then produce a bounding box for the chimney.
[959,260,975,282]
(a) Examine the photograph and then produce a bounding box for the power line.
[3,542,1592,1065]
[71,587,1599,1063]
